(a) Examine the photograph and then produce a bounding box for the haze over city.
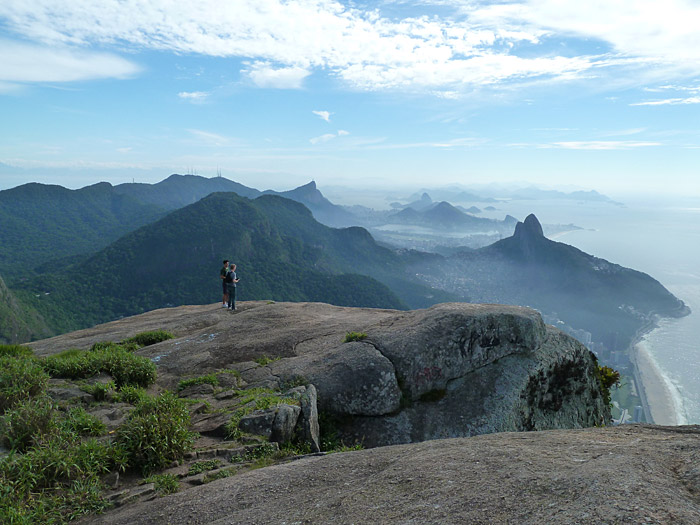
[1,0,699,196]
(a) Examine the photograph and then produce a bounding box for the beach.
[631,333,682,426]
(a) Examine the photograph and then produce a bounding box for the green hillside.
[14,192,418,334]
[113,174,261,210]
[0,182,166,280]
[0,275,52,343]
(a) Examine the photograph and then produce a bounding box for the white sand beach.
[632,340,681,426]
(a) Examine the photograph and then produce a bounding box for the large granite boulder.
[28,301,610,448]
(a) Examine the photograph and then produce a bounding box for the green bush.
[187,459,221,475]
[343,331,367,343]
[0,395,55,452]
[0,355,49,413]
[144,473,180,495]
[177,373,219,391]
[0,344,33,358]
[61,406,106,437]
[598,365,621,407]
[82,381,115,401]
[121,330,174,348]
[114,385,148,405]
[41,346,156,388]
[90,340,138,353]
[254,355,280,366]
[116,392,196,474]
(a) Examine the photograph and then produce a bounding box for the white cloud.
[309,130,350,144]
[312,110,331,122]
[116,147,132,153]
[2,0,700,94]
[547,141,662,150]
[242,61,310,89]
[178,91,210,102]
[0,39,140,84]
[187,129,237,146]
[310,133,338,145]
[631,97,700,106]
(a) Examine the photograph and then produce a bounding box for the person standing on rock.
[220,259,230,307]
[225,263,239,310]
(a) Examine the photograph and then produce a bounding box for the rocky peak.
[513,213,544,239]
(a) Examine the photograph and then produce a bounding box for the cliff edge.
[31,300,610,447]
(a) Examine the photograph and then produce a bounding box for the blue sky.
[1,0,699,198]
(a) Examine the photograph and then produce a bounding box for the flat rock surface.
[87,424,700,524]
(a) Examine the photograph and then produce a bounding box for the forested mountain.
[0,274,51,344]
[0,182,166,280]
[14,192,455,334]
[264,181,356,227]
[0,175,364,285]
[413,214,687,348]
[113,174,261,210]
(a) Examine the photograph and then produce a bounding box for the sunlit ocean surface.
[482,198,700,425]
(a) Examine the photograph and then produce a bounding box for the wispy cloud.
[0,39,140,87]
[312,110,331,122]
[546,141,662,150]
[2,0,700,95]
[178,91,209,102]
[631,97,700,106]
[187,129,238,146]
[309,130,351,144]
[242,62,310,89]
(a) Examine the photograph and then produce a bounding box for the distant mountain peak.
[514,214,544,239]
[298,181,317,191]
[420,192,432,203]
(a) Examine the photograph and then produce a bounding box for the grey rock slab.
[87,403,133,431]
[370,302,547,399]
[178,383,215,398]
[270,404,301,445]
[271,342,401,416]
[190,412,232,437]
[238,409,276,438]
[296,384,320,453]
[47,386,94,404]
[85,426,700,525]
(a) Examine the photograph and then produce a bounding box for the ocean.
[482,198,700,425]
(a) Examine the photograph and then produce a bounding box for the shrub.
[121,330,174,348]
[144,473,180,495]
[0,355,49,412]
[0,344,33,358]
[82,381,115,401]
[116,392,196,474]
[343,331,367,343]
[114,385,148,405]
[254,355,280,366]
[61,406,106,437]
[177,373,219,391]
[41,346,156,388]
[598,365,621,407]
[0,395,55,452]
[187,459,221,475]
[91,341,137,353]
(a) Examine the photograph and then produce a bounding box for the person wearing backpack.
[225,263,240,310]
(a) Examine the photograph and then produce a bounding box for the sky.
[1,0,700,198]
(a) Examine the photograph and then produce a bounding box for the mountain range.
[0,175,685,348]
[410,214,688,349]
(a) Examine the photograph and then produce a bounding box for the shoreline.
[628,318,681,425]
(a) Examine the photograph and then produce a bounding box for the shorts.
[222,280,228,294]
